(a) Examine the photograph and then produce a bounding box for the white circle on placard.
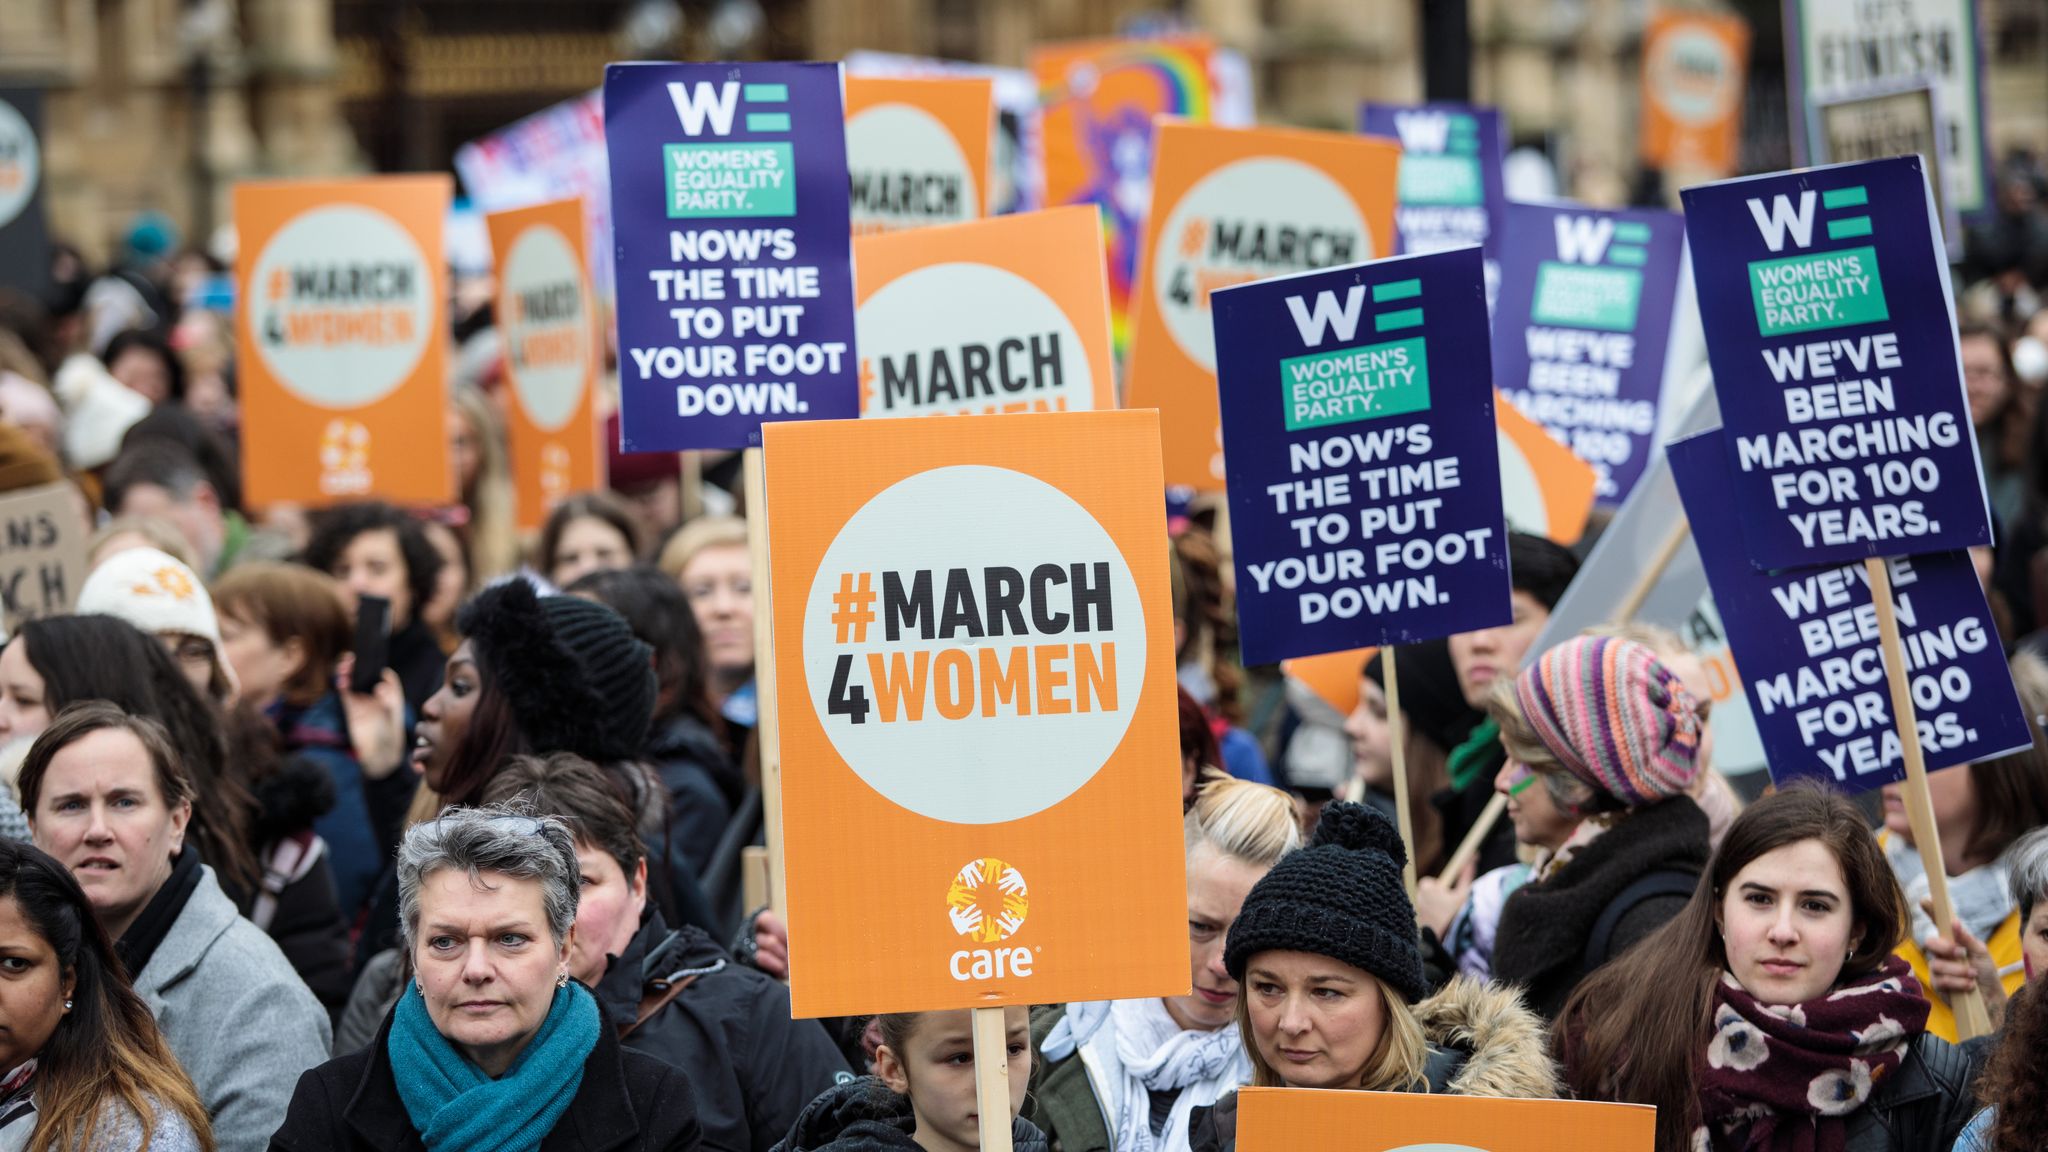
[0,101,40,230]
[500,223,590,432]
[857,263,1093,417]
[1152,156,1370,372]
[847,103,978,230]
[1650,27,1741,125]
[803,465,1146,824]
[249,204,434,409]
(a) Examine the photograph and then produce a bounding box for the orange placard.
[1639,8,1751,177]
[765,410,1186,1017]
[485,197,601,531]
[1237,1087,1655,1151]
[1033,37,1217,349]
[1124,121,1400,489]
[236,176,453,507]
[854,207,1115,418]
[1497,393,1597,546]
[845,77,994,233]
[1283,647,1375,717]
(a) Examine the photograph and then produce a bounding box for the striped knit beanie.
[1515,636,1701,807]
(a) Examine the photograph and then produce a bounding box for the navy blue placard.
[1681,156,1989,569]
[1669,428,2027,793]
[1212,246,1511,666]
[605,61,859,452]
[1359,102,1506,308]
[1493,201,1686,506]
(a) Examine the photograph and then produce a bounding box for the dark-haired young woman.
[0,837,212,1151]
[1558,786,1978,1152]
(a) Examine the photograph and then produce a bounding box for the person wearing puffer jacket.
[1186,803,1559,1152]
[774,1007,1046,1152]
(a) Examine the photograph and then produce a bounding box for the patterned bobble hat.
[1222,801,1428,1003]
[1515,635,1702,807]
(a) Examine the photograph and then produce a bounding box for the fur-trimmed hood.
[1414,977,1563,1098]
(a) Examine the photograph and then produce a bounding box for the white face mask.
[2013,335,2048,387]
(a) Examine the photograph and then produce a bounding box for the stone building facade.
[2,0,2043,262]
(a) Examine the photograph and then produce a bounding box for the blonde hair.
[87,516,199,572]
[1485,676,1560,772]
[659,515,748,582]
[1186,769,1303,867]
[1238,970,1430,1091]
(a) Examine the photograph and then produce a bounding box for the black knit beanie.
[1223,801,1428,1003]
[457,578,657,762]
[1364,638,1485,754]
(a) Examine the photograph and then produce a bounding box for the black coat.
[267,1004,703,1152]
[769,1077,1048,1152]
[596,909,853,1152]
[1839,1033,1978,1152]
[646,713,741,878]
[1492,795,1710,1021]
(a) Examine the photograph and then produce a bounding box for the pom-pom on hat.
[1514,635,1701,808]
[457,578,657,762]
[1223,801,1427,1003]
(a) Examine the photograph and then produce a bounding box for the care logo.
[318,419,372,496]
[1153,157,1368,372]
[946,857,1027,942]
[946,857,1034,982]
[250,204,433,409]
[858,263,1091,417]
[847,103,977,234]
[500,223,590,432]
[0,100,38,230]
[802,464,1145,824]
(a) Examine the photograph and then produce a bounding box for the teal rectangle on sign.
[1613,222,1652,243]
[1822,186,1869,208]
[742,83,788,102]
[1827,216,1873,239]
[1607,245,1648,267]
[745,112,791,132]
[664,142,796,218]
[1398,155,1483,206]
[1376,308,1424,331]
[1531,262,1643,331]
[1280,336,1431,431]
[1747,245,1889,335]
[1373,278,1422,303]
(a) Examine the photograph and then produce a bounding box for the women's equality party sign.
[1211,246,1511,666]
[1669,428,2027,791]
[1681,156,1990,570]
[764,411,1187,1017]
[604,61,859,452]
[1492,201,1687,505]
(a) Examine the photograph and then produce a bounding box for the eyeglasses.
[161,635,215,668]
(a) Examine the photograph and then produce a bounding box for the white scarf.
[1043,998,1248,1152]
[1884,833,2016,946]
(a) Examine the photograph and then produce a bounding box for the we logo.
[1392,111,1450,153]
[666,81,739,136]
[1286,285,1366,346]
[1745,191,1817,252]
[1553,215,1617,264]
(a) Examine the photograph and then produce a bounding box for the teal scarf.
[388,981,601,1152]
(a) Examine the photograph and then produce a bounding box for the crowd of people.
[0,155,2043,1152]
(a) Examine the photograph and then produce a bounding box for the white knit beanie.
[76,547,238,700]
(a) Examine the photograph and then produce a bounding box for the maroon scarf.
[1695,955,1929,1152]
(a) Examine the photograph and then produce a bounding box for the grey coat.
[133,865,330,1152]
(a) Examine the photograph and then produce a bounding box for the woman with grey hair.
[269,806,703,1152]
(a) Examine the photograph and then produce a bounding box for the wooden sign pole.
[1864,557,1992,1039]
[1383,645,1418,896]
[972,1007,1014,1152]
[743,448,787,921]
[1433,516,1693,886]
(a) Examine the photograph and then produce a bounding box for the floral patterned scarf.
[1695,955,1928,1152]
